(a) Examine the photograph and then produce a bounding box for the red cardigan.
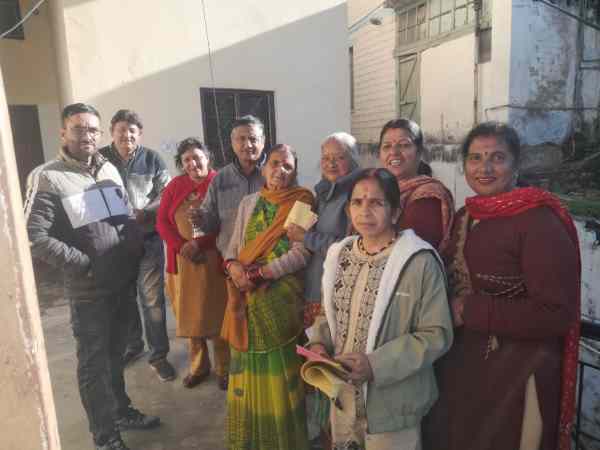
[156,171,218,274]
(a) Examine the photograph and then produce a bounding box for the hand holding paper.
[284,201,318,230]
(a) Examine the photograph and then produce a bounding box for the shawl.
[156,171,217,274]
[398,175,455,252]
[221,185,314,351]
[465,187,581,450]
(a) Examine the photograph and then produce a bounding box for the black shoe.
[122,348,145,367]
[96,436,130,450]
[115,407,160,431]
[150,358,176,382]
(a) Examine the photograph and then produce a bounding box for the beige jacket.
[310,230,454,432]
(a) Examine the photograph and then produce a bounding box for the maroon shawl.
[398,175,455,252]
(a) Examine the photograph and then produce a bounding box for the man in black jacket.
[25,103,160,450]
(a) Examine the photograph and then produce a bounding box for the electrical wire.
[200,0,226,165]
[0,0,47,39]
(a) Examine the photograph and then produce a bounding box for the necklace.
[358,231,398,256]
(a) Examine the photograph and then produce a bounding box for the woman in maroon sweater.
[423,122,580,450]
[378,119,454,251]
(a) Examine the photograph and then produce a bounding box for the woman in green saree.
[222,144,314,450]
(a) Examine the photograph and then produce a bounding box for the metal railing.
[575,319,600,449]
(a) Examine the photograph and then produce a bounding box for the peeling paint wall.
[509,0,579,145]
[580,6,600,141]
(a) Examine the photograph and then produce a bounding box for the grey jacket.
[99,144,171,233]
[25,148,143,300]
[303,169,362,301]
[198,160,264,254]
[311,232,453,432]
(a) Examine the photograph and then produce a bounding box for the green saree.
[226,196,308,450]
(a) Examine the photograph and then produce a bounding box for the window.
[478,28,492,63]
[429,0,476,38]
[0,0,24,40]
[398,3,427,46]
[397,0,491,48]
[200,88,276,168]
[349,47,355,111]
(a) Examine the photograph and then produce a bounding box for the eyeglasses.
[70,126,103,138]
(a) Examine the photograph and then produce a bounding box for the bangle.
[245,264,266,285]
[223,259,237,276]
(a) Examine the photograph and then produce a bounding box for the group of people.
[24,102,580,450]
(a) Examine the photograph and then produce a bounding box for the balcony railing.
[575,319,600,449]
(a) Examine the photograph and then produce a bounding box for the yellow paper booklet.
[297,345,350,401]
[284,201,318,230]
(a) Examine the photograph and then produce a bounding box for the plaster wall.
[420,33,475,144]
[508,0,579,145]
[0,0,61,163]
[54,0,349,188]
[479,0,512,124]
[0,68,60,450]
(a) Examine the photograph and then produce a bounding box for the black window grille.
[200,88,276,168]
[0,0,24,40]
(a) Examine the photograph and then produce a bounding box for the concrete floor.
[38,278,227,450]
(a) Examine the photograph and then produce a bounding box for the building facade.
[349,0,600,205]
[0,0,350,191]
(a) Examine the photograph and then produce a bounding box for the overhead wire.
[200,0,226,165]
[0,0,47,39]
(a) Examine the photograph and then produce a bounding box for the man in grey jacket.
[192,115,266,255]
[189,115,266,389]
[25,103,160,450]
[100,109,175,382]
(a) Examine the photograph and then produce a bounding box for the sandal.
[182,372,209,388]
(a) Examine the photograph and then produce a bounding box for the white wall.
[420,33,475,143]
[52,0,349,188]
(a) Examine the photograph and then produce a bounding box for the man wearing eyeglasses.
[99,110,175,383]
[25,103,160,450]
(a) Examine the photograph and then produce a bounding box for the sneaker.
[150,358,176,382]
[96,435,130,450]
[122,348,145,367]
[115,407,160,431]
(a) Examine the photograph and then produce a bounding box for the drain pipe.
[473,0,482,126]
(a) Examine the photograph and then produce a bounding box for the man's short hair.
[231,115,264,136]
[110,109,143,130]
[61,103,101,125]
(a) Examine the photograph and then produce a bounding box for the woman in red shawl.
[156,138,229,390]
[423,122,580,450]
[378,118,454,251]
